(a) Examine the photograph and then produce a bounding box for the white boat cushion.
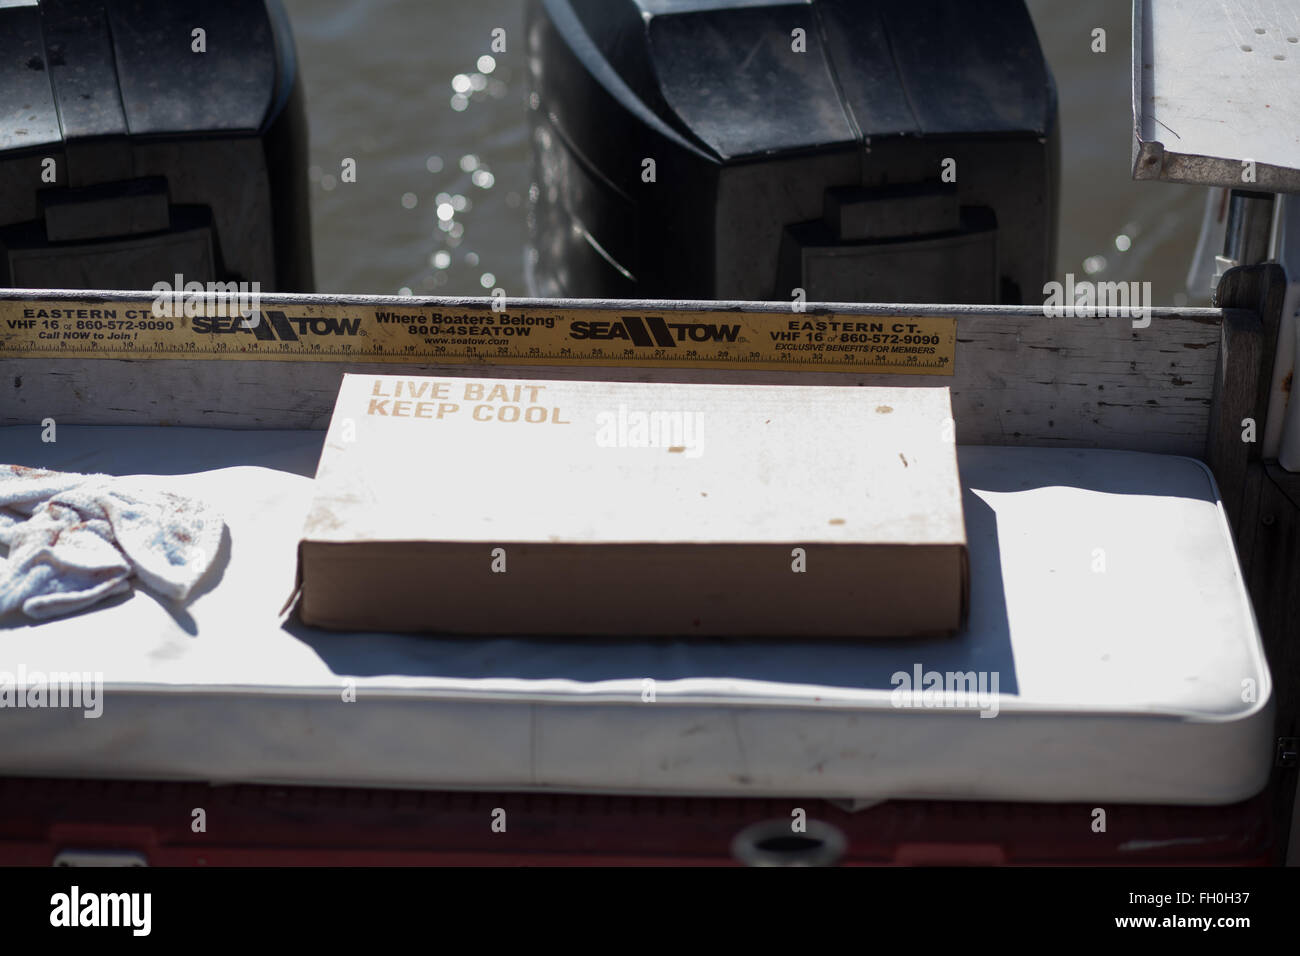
[0,426,1274,804]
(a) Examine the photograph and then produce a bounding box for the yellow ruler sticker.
[0,298,956,375]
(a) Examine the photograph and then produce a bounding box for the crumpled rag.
[0,464,224,620]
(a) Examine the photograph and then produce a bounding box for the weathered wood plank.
[2,294,1224,454]
[1206,310,1265,530]
[1245,465,1300,861]
[1215,263,1288,420]
[1211,263,1290,533]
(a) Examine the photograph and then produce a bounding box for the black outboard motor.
[526,0,1057,304]
[0,0,312,292]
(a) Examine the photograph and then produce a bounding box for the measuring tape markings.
[0,300,956,375]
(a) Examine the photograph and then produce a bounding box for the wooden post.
[1206,309,1264,531]
[1213,262,1299,862]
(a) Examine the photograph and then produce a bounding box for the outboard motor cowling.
[0,0,312,292]
[527,0,1057,304]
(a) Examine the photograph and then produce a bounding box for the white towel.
[0,464,224,620]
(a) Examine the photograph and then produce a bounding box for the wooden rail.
[2,290,1229,456]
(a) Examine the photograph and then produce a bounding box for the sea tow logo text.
[1042,273,1153,328]
[0,667,102,718]
[50,886,151,937]
[890,664,1000,718]
[151,275,260,319]
[191,310,361,338]
[570,315,741,346]
[595,404,705,458]
[375,311,558,335]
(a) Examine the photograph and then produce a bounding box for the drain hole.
[732,819,847,866]
[757,835,824,853]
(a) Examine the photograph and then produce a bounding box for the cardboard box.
[296,374,967,637]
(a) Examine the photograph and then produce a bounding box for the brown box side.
[299,540,966,638]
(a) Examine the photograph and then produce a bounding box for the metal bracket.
[1277,737,1299,768]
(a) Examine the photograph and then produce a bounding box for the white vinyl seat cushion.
[0,426,1273,804]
